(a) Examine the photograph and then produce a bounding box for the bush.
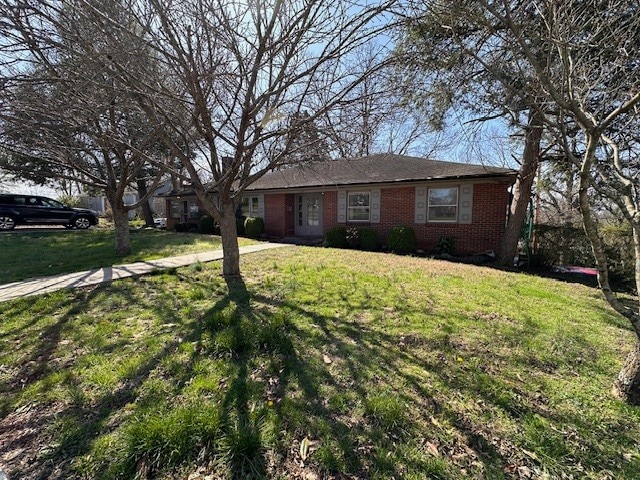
[174,222,198,233]
[358,228,379,251]
[535,222,634,290]
[602,223,634,290]
[324,226,347,248]
[387,226,417,254]
[346,227,360,249]
[244,216,265,239]
[198,215,219,235]
[434,235,455,256]
[236,216,246,236]
[344,228,379,250]
[57,194,81,208]
[535,224,592,267]
[103,207,114,223]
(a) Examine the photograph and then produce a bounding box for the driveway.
[1,226,76,233]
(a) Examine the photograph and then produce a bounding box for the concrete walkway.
[0,243,291,303]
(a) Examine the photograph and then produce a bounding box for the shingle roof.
[246,154,515,191]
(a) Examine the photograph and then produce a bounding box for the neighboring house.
[81,190,139,219]
[163,154,517,255]
[80,179,173,218]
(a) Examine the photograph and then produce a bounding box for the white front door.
[295,194,323,237]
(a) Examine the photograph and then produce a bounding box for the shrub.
[174,222,198,233]
[357,228,379,251]
[57,194,81,208]
[535,222,634,290]
[535,224,592,266]
[236,216,246,236]
[346,227,360,249]
[244,216,265,239]
[434,235,455,256]
[324,226,347,248]
[387,226,416,254]
[344,227,379,250]
[198,215,219,235]
[103,207,114,223]
[602,223,634,290]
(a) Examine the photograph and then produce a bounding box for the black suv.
[0,194,99,230]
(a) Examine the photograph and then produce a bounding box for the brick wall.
[323,191,338,232]
[264,193,288,237]
[388,183,510,254]
[264,183,509,255]
[170,182,510,255]
[287,182,511,255]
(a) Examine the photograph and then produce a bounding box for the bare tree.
[0,0,171,254]
[405,0,640,403]
[320,44,445,158]
[96,0,400,277]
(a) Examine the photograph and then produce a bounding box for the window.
[347,192,370,222]
[428,187,458,222]
[41,198,64,208]
[170,200,180,219]
[240,196,260,217]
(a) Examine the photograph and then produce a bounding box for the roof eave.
[245,171,517,191]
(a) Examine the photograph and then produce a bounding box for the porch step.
[280,236,324,246]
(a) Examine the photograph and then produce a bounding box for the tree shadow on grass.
[216,276,269,479]
[0,288,105,415]
[0,278,205,480]
[2,269,637,480]
[262,298,637,479]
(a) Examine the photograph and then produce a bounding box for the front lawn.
[0,228,256,284]
[0,247,638,479]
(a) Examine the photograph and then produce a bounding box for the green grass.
[0,228,256,283]
[1,247,639,479]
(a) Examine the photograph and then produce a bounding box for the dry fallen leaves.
[426,441,440,457]
[299,436,320,462]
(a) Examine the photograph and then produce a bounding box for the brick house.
[165,154,517,255]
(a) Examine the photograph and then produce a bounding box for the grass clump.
[364,391,408,434]
[124,403,222,470]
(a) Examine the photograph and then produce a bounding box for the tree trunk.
[615,224,640,404]
[112,200,132,256]
[218,200,241,278]
[577,135,640,405]
[613,340,640,404]
[498,108,544,266]
[136,178,155,227]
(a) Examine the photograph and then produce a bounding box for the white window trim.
[347,191,371,222]
[427,187,459,223]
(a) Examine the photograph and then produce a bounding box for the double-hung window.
[347,192,370,222]
[240,196,260,217]
[427,187,458,222]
